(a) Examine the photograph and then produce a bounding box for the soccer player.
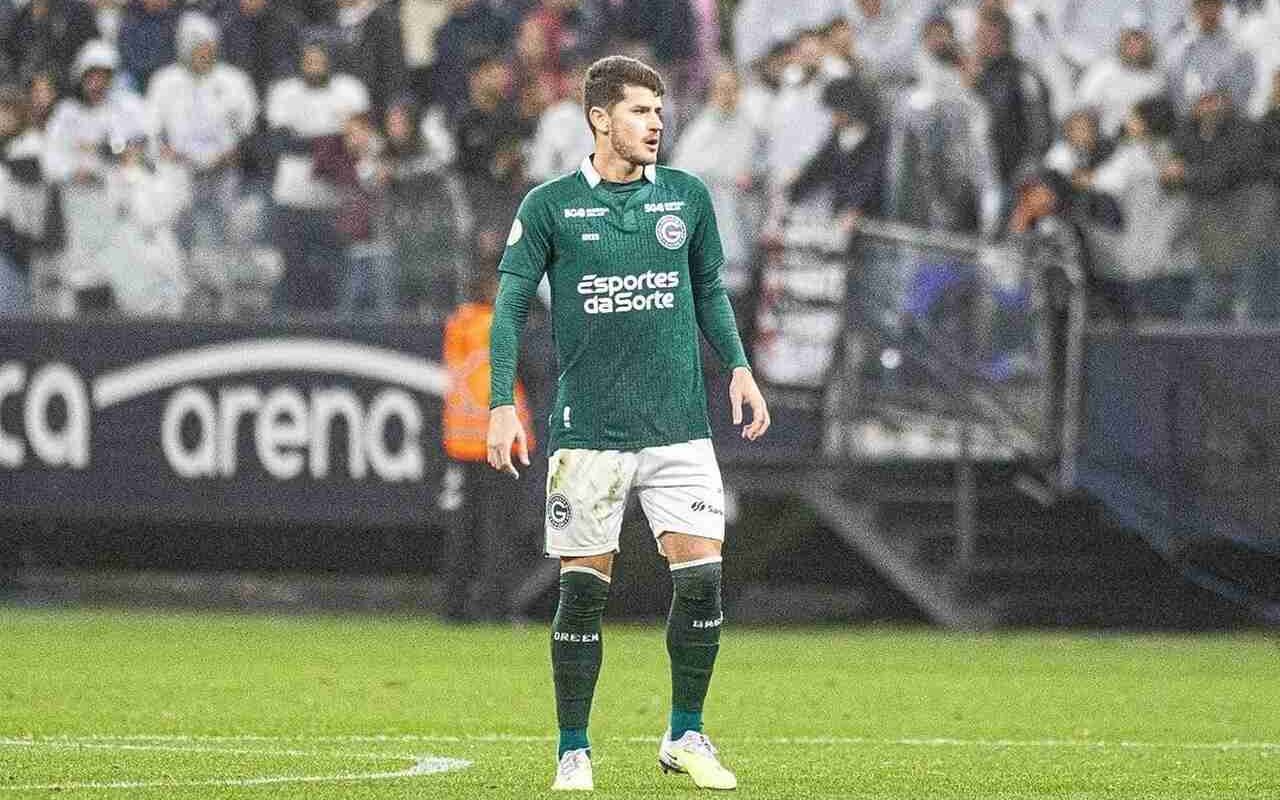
[486,55,770,792]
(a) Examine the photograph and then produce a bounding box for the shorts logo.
[548,492,573,529]
[655,214,687,250]
[690,500,723,516]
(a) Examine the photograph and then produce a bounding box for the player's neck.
[591,149,645,184]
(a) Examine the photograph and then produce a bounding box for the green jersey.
[492,156,749,453]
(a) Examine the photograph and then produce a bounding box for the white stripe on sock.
[669,556,722,572]
[560,566,612,584]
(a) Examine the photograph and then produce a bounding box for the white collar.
[580,155,657,188]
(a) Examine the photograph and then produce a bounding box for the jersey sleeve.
[497,188,554,281]
[687,178,749,371]
[687,178,726,280]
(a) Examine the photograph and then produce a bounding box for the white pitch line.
[0,740,471,793]
[6,733,1280,751]
[0,738,424,760]
[0,757,470,792]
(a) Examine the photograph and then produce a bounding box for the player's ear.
[589,105,610,136]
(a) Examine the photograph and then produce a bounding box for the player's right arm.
[487,190,553,478]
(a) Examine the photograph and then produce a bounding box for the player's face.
[606,85,663,167]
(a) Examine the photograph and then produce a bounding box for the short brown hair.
[583,55,665,135]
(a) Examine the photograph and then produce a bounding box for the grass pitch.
[2,606,1278,798]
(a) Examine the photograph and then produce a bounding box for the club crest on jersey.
[655,214,687,250]
[547,492,573,529]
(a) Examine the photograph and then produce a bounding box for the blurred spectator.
[1264,69,1280,180]
[438,271,536,621]
[525,57,592,183]
[265,34,370,313]
[1075,18,1166,137]
[818,13,856,75]
[521,0,603,81]
[3,79,55,313]
[1007,170,1088,288]
[736,39,784,137]
[0,90,27,316]
[848,0,936,88]
[399,0,451,102]
[787,74,886,229]
[970,6,1052,192]
[672,65,764,294]
[1084,97,1196,322]
[1044,108,1113,184]
[147,12,257,312]
[219,0,302,184]
[93,0,127,45]
[328,0,406,122]
[948,0,1073,114]
[314,112,396,319]
[454,54,527,241]
[1,0,99,88]
[97,132,191,316]
[763,27,832,192]
[117,0,181,92]
[729,0,781,72]
[1162,88,1280,322]
[887,15,1002,236]
[42,40,148,312]
[1054,0,1155,74]
[220,0,303,101]
[7,70,63,315]
[432,0,512,117]
[42,39,146,184]
[25,67,58,129]
[1165,0,1255,117]
[383,96,471,320]
[1236,0,1280,119]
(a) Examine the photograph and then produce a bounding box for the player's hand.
[486,405,530,479]
[729,367,770,442]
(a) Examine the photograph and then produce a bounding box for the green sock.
[558,727,589,758]
[667,560,722,739]
[552,568,609,757]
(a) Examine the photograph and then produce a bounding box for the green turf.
[2,606,1278,798]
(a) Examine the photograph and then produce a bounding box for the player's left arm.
[688,180,770,441]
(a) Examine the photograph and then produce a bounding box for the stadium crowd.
[0,0,1278,323]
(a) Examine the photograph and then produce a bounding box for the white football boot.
[552,747,593,791]
[658,729,737,790]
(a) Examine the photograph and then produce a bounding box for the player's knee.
[556,568,611,627]
[670,560,722,613]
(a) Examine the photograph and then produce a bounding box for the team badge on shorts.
[547,492,573,529]
[655,214,687,250]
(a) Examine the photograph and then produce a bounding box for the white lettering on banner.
[2,339,446,482]
[0,362,26,467]
[365,389,423,481]
[257,387,308,480]
[311,388,367,479]
[161,387,216,478]
[0,361,91,470]
[160,385,424,482]
[576,271,680,315]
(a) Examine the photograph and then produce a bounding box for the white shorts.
[544,438,725,558]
